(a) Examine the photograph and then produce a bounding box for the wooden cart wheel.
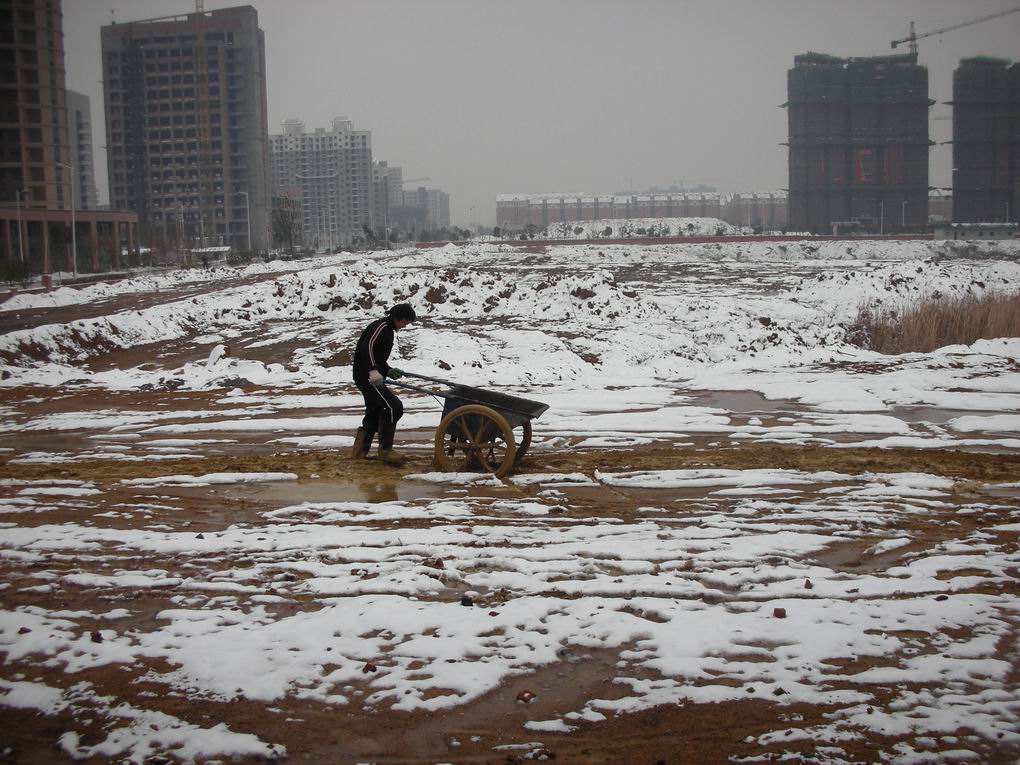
[434,404,517,479]
[513,421,533,466]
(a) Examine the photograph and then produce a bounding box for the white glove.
[368,369,384,387]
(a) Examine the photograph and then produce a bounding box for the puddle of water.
[127,478,446,508]
[811,536,947,575]
[253,479,443,505]
[983,485,1020,499]
[890,406,1010,425]
[398,647,626,748]
[688,390,802,415]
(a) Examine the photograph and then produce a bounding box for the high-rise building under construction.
[952,57,1019,224]
[101,5,271,252]
[786,52,930,234]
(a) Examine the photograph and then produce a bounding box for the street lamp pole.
[15,189,26,263]
[238,191,251,252]
[57,161,77,276]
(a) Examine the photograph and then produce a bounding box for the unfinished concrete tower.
[786,52,931,234]
[101,5,271,252]
[952,57,1018,224]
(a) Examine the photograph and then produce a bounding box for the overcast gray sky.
[63,0,1020,226]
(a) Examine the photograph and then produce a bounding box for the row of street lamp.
[57,161,78,277]
[878,199,910,235]
[14,161,78,278]
[15,164,256,277]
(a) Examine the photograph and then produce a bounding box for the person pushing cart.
[351,303,416,464]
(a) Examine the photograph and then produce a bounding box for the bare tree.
[271,196,300,254]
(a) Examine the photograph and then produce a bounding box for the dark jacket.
[353,317,396,384]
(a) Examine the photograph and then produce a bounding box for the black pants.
[357,380,404,432]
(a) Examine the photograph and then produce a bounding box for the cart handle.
[400,370,455,386]
[388,379,442,396]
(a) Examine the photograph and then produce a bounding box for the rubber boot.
[351,427,374,460]
[377,421,405,466]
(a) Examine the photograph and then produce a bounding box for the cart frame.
[391,372,549,478]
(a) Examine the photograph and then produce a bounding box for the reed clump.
[848,291,1020,354]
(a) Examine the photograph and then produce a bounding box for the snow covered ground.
[1,239,1020,763]
[2,238,1020,449]
[541,216,748,238]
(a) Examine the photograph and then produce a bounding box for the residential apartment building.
[101,5,271,253]
[371,159,394,234]
[952,57,1018,224]
[391,186,449,232]
[1,0,138,276]
[269,117,373,249]
[65,89,98,210]
[384,163,403,208]
[786,52,930,234]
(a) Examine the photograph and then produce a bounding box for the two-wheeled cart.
[391,372,549,479]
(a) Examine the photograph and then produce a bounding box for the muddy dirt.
[2,437,1020,764]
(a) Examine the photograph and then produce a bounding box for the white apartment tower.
[269,118,373,249]
[371,159,393,232]
[65,90,99,210]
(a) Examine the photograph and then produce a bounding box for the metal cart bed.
[391,372,549,479]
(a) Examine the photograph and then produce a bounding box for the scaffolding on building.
[785,52,932,234]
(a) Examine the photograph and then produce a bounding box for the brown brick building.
[1,0,139,279]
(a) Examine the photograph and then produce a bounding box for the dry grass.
[849,291,1020,354]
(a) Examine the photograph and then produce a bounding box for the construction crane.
[620,177,689,194]
[892,6,1020,56]
[623,177,677,189]
[401,177,430,186]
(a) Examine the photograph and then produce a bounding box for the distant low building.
[928,189,952,223]
[190,245,231,265]
[932,222,1019,240]
[495,192,723,232]
[721,192,789,230]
